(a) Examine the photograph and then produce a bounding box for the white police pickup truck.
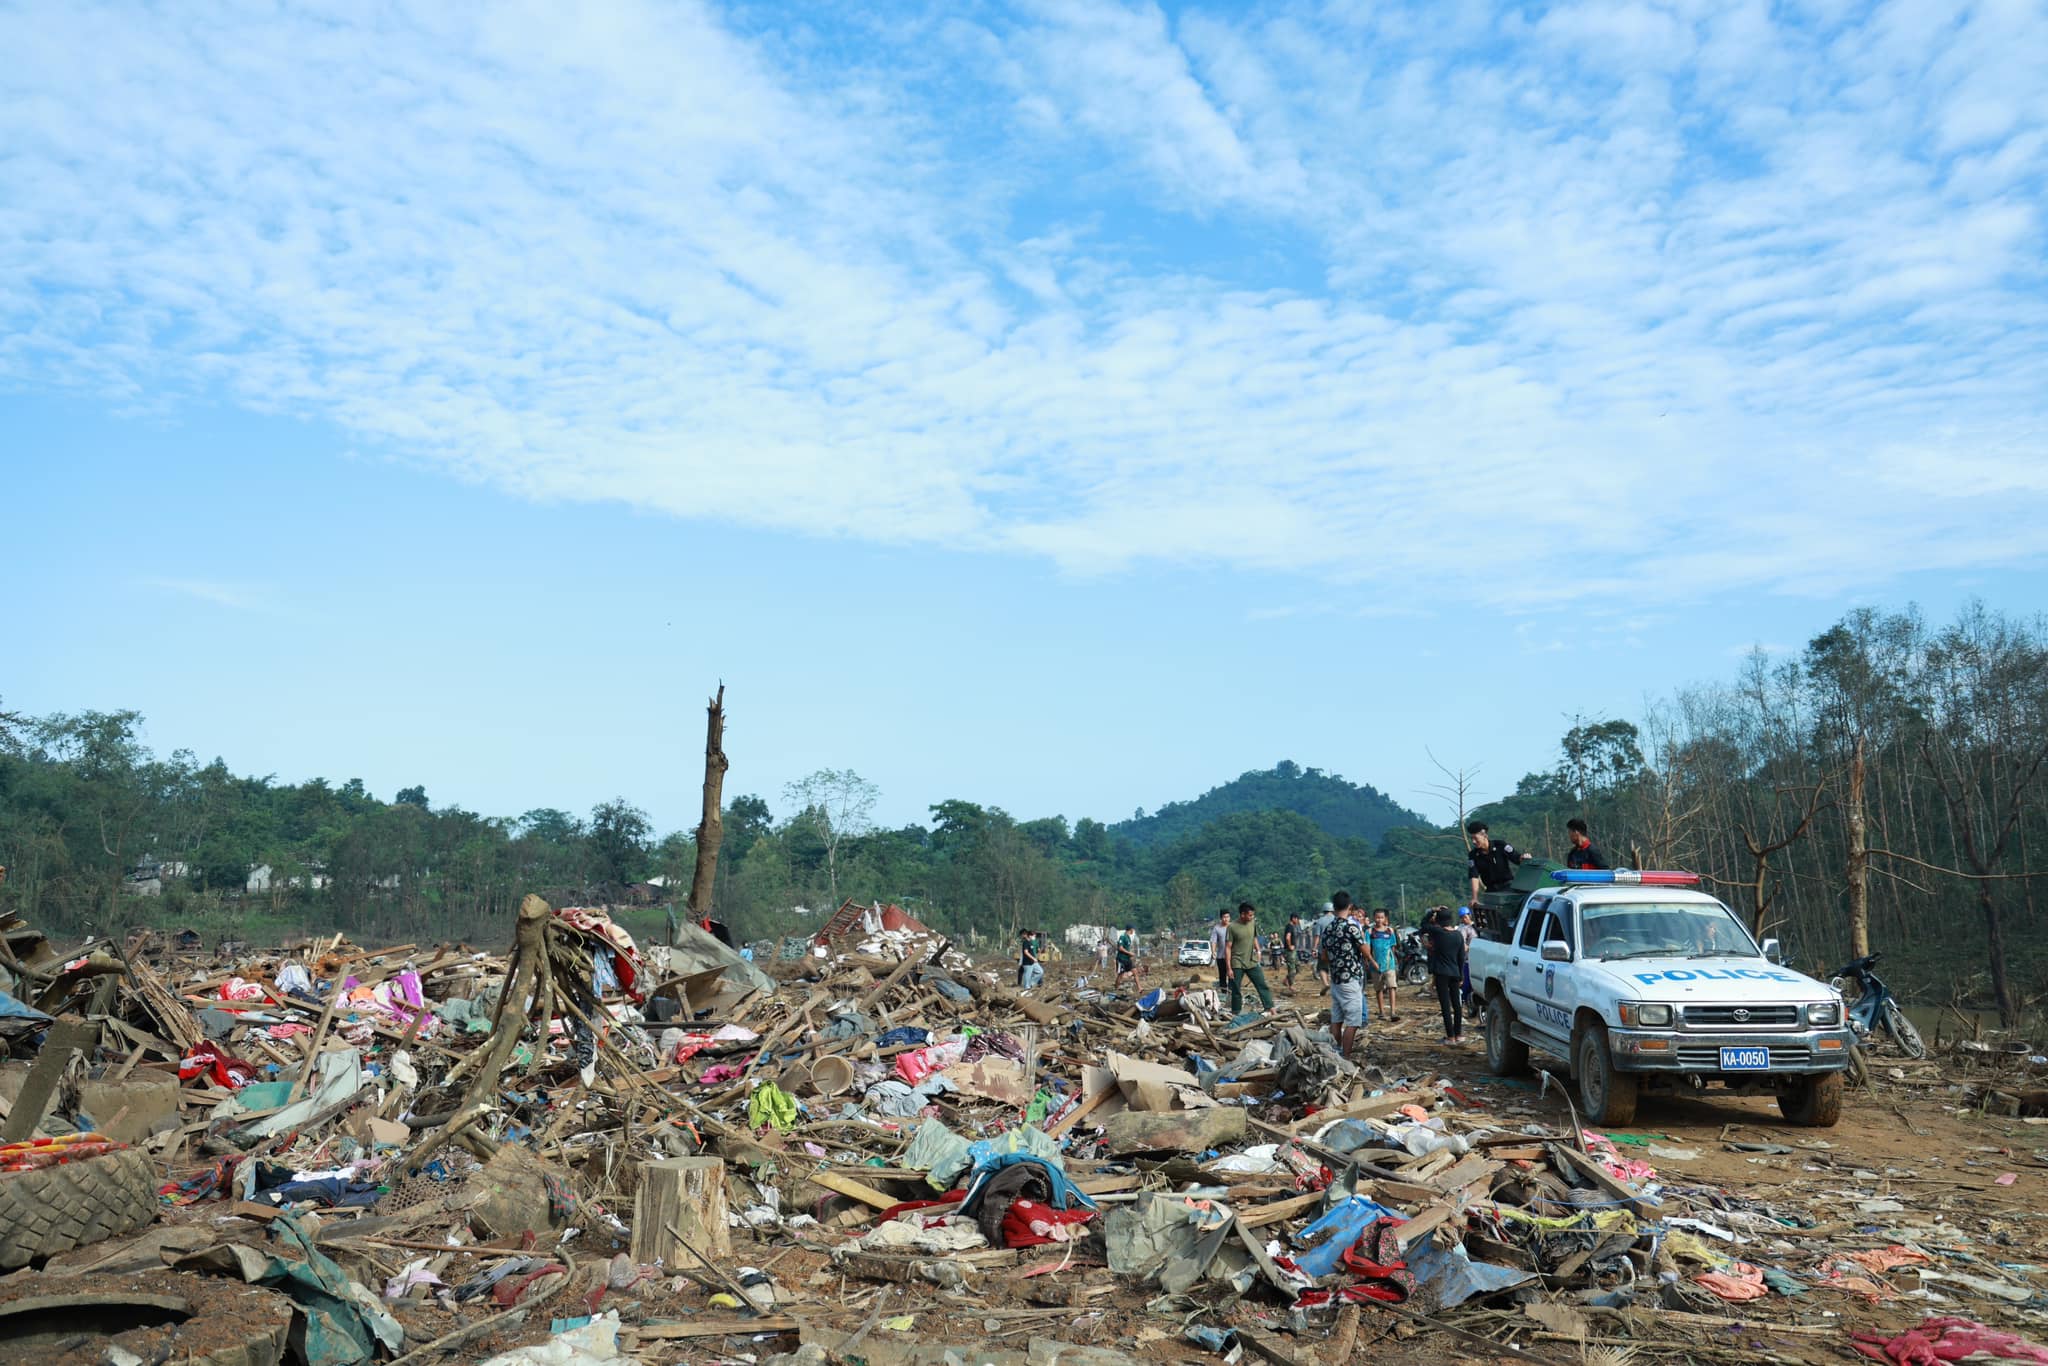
[1470,870,1853,1127]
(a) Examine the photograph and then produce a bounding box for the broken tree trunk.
[686,685,729,933]
[630,1156,733,1269]
[402,895,549,1174]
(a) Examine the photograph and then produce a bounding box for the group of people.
[1306,893,1404,1056]
[1044,815,1615,1053]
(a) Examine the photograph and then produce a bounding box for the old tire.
[0,1147,159,1270]
[1883,1000,1927,1059]
[1575,1025,1638,1126]
[1779,1073,1843,1127]
[1485,995,1530,1076]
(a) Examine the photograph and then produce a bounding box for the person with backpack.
[1281,912,1303,986]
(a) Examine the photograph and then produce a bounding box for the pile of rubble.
[0,897,2045,1366]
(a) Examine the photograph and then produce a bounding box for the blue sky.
[4,0,2045,837]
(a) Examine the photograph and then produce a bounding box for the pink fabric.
[1854,1319,2048,1366]
[1695,1264,1767,1302]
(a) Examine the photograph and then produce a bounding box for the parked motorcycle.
[1395,930,1430,987]
[1829,952,1927,1059]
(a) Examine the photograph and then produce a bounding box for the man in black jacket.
[1421,907,1469,1044]
[1466,820,1534,905]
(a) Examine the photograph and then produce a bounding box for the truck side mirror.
[1540,940,1571,962]
[1761,937,1782,964]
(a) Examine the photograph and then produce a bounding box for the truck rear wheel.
[1485,995,1529,1076]
[1574,1024,1638,1126]
[1779,1073,1842,1127]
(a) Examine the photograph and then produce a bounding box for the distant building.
[246,864,333,894]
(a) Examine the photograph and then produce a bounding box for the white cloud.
[2,0,2044,610]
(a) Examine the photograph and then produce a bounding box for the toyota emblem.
[1733,1007,1750,1022]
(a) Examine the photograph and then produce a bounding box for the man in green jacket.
[1224,902,1276,1015]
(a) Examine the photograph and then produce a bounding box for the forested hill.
[1114,762,1427,848]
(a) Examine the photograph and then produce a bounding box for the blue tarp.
[1290,1194,1400,1278]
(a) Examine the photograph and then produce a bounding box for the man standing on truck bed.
[1422,906,1469,1044]
[1466,820,1534,906]
[1565,818,1609,870]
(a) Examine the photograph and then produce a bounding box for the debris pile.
[0,898,2045,1365]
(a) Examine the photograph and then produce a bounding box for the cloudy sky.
[5,0,2045,834]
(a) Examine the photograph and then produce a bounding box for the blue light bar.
[1550,869,1700,886]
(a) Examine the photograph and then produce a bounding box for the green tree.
[589,798,652,887]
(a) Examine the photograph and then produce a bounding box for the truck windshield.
[1580,904,1759,960]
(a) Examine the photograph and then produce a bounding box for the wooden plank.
[807,1169,901,1210]
[1549,1143,1655,1216]
[624,1316,798,1342]
[1237,1190,1322,1229]
[2,1018,98,1141]
[1045,1083,1115,1138]
[1284,1088,1436,1132]
[1392,1201,1458,1250]
[1427,1155,1503,1194]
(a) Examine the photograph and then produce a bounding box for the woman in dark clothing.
[1420,907,1469,1043]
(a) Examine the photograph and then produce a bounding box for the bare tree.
[783,768,879,905]
[1733,782,1832,940]
[1420,749,1480,837]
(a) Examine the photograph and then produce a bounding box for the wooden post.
[1846,734,1870,960]
[2,1018,98,1141]
[686,685,729,933]
[630,1156,731,1268]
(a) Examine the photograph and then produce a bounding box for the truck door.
[1506,896,1570,1044]
[1515,897,1572,1048]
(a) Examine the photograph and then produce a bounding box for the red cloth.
[1001,1198,1095,1248]
[875,1190,966,1225]
[1853,1319,2048,1366]
[178,1040,259,1089]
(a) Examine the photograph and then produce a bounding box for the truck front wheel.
[1575,1024,1638,1125]
[1485,995,1529,1076]
[1779,1072,1843,1127]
